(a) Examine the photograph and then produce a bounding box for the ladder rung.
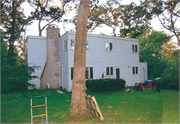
[31,113,47,118]
[31,104,47,108]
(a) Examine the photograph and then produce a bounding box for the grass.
[1,88,179,123]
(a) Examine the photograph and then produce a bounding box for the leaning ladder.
[30,95,48,124]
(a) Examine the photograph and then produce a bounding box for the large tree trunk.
[69,0,90,120]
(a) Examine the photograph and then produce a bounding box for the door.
[60,68,63,88]
[116,68,120,79]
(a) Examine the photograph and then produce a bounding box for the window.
[132,66,138,74]
[71,67,93,80]
[85,67,89,79]
[106,67,113,75]
[71,67,73,80]
[70,40,88,50]
[85,67,93,79]
[106,43,113,51]
[132,45,138,53]
[70,39,75,49]
[64,40,67,50]
[86,41,89,50]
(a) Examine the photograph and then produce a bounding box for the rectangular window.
[106,67,113,75]
[106,43,113,51]
[110,67,113,75]
[132,44,138,53]
[86,41,89,50]
[85,67,89,79]
[132,66,138,74]
[106,67,109,75]
[64,40,67,50]
[90,67,93,79]
[71,67,73,80]
[70,39,75,49]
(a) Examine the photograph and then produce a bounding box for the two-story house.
[25,26,147,91]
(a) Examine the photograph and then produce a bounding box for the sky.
[23,0,179,44]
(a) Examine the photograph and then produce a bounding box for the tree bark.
[69,0,90,120]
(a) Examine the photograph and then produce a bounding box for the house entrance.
[116,68,120,79]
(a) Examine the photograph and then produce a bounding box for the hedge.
[86,78,126,93]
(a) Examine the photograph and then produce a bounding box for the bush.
[1,65,38,93]
[86,78,126,93]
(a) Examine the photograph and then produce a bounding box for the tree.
[119,1,152,38]
[139,30,171,79]
[1,0,30,66]
[146,0,180,45]
[71,0,152,38]
[27,0,73,36]
[69,0,90,120]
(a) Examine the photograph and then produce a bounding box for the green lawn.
[1,89,179,123]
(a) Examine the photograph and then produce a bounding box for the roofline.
[67,31,139,42]
[26,35,46,41]
[26,31,139,42]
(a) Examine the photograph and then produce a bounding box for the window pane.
[136,67,138,74]
[90,67,93,79]
[133,67,135,74]
[85,67,88,79]
[110,67,113,75]
[70,39,74,49]
[132,45,134,52]
[86,41,89,49]
[110,43,113,51]
[64,40,67,49]
[106,43,110,51]
[71,67,73,80]
[106,67,109,75]
[135,45,137,52]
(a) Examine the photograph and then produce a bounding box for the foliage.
[145,0,180,45]
[1,0,31,66]
[139,30,172,79]
[154,58,179,90]
[1,64,39,93]
[71,0,153,38]
[27,0,73,36]
[86,78,126,93]
[119,1,152,38]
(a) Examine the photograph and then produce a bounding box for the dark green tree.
[1,0,30,66]
[119,1,152,38]
[139,30,171,79]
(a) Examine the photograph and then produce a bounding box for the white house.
[26,26,147,91]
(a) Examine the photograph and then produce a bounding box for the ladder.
[30,95,48,124]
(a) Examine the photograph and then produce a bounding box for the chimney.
[41,25,60,89]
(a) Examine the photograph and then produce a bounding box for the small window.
[85,67,93,79]
[106,43,113,51]
[106,67,113,75]
[90,67,93,79]
[70,39,75,49]
[86,41,89,50]
[132,66,138,74]
[85,67,89,79]
[110,67,113,75]
[64,40,67,50]
[132,45,138,53]
[71,67,73,80]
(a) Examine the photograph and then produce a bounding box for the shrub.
[86,78,126,93]
[1,65,38,93]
